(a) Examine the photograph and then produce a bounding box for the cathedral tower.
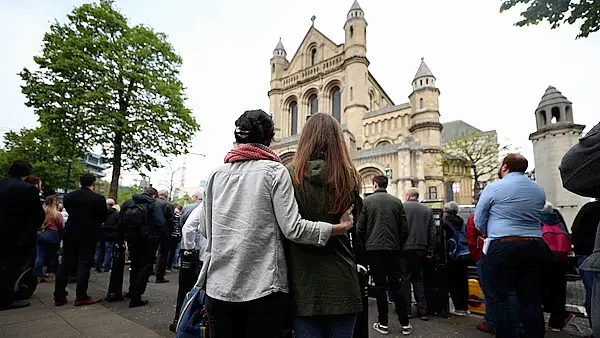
[343,0,369,150]
[269,39,288,139]
[408,58,443,199]
[529,86,586,228]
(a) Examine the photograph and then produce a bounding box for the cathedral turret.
[530,86,586,229]
[408,58,443,200]
[342,0,369,150]
[344,0,367,58]
[270,38,288,85]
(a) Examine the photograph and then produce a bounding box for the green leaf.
[19,0,200,200]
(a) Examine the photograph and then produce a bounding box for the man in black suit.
[54,173,107,307]
[0,160,45,311]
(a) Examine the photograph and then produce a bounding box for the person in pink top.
[34,195,64,282]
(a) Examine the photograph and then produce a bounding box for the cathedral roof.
[413,58,435,81]
[441,120,496,144]
[274,38,286,52]
[363,102,411,119]
[349,0,362,11]
[537,86,572,110]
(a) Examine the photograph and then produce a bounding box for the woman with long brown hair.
[34,195,64,282]
[287,113,365,338]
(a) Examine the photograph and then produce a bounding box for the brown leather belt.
[496,236,542,243]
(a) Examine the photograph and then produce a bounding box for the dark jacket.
[121,193,166,239]
[62,187,107,242]
[0,175,45,251]
[100,207,120,241]
[285,160,363,316]
[155,196,175,236]
[571,201,600,256]
[356,188,409,252]
[402,200,436,255]
[180,201,200,227]
[579,220,600,338]
[559,121,600,198]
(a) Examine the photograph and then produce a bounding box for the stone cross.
[311,15,316,26]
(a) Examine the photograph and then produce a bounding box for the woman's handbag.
[175,287,209,338]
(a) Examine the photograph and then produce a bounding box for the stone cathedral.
[268,0,472,201]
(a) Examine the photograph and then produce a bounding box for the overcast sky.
[1,0,599,192]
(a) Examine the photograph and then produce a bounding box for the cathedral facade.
[268,1,450,201]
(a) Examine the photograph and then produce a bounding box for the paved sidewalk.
[0,282,161,338]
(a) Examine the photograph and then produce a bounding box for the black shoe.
[123,292,131,299]
[418,314,429,321]
[155,278,169,284]
[0,300,31,311]
[129,299,149,308]
[169,320,178,333]
[105,293,125,302]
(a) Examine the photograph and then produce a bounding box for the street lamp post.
[64,158,73,194]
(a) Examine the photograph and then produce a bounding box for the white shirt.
[181,202,207,255]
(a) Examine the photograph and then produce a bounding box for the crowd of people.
[0,110,599,338]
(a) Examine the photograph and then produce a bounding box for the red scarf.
[224,144,281,163]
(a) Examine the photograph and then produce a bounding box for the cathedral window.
[311,48,318,66]
[271,64,275,74]
[331,87,341,122]
[350,26,354,38]
[309,94,318,114]
[428,186,438,199]
[426,79,429,85]
[290,102,298,135]
[551,106,560,123]
[420,79,423,86]
[419,98,424,109]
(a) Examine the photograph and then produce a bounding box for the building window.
[350,26,354,38]
[419,98,424,109]
[551,106,560,123]
[426,79,429,85]
[428,186,438,199]
[331,87,341,122]
[271,64,275,74]
[309,94,318,114]
[290,102,298,135]
[311,48,317,66]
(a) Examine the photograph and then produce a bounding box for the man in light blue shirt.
[475,154,547,338]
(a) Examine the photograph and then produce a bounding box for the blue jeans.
[480,240,547,338]
[477,258,522,332]
[94,240,113,270]
[578,255,594,328]
[172,241,181,268]
[34,230,60,276]
[293,314,357,338]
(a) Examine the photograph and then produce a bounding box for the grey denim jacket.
[195,160,333,302]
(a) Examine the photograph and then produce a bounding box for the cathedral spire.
[413,57,435,81]
[273,38,286,58]
[347,0,364,20]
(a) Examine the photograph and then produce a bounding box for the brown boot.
[476,322,495,335]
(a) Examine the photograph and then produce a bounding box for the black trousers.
[167,236,180,269]
[402,250,428,315]
[367,250,409,326]
[155,237,172,279]
[0,249,29,308]
[173,252,201,322]
[54,235,96,301]
[107,242,126,296]
[128,238,158,301]
[206,292,288,338]
[446,256,469,311]
[544,257,569,329]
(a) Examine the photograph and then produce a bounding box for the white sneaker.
[451,310,469,316]
[401,324,413,335]
[373,322,389,335]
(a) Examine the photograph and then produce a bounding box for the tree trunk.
[109,131,123,200]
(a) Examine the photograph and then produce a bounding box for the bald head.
[106,198,116,209]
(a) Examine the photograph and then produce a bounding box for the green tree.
[20,0,200,200]
[500,0,600,38]
[173,193,193,206]
[441,131,511,194]
[0,128,85,191]
[116,185,143,205]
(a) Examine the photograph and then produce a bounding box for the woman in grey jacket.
[195,110,354,338]
[560,121,600,337]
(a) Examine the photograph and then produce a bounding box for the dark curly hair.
[234,109,275,145]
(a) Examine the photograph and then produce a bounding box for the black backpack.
[122,203,151,238]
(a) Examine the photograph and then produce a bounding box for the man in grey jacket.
[402,188,436,321]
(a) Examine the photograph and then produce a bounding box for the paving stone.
[78,320,158,337]
[1,317,71,337]
[0,306,57,326]
[59,310,130,330]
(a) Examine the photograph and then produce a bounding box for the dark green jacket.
[286,160,364,316]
